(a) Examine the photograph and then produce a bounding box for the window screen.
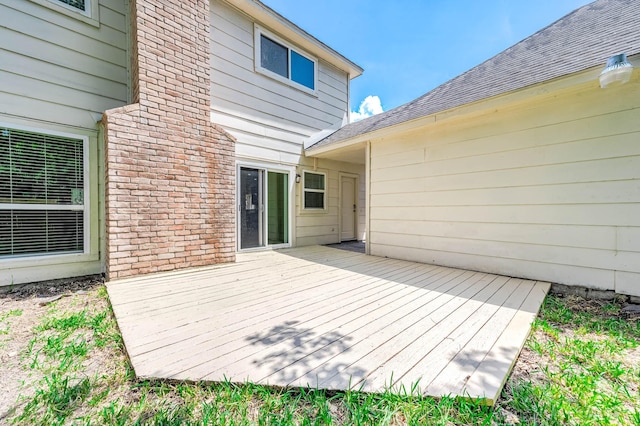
[0,127,85,257]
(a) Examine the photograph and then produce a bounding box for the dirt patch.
[0,276,103,421]
[0,275,103,300]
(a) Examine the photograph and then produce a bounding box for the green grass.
[6,290,640,425]
[503,295,640,426]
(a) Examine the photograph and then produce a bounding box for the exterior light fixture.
[295,173,301,183]
[599,53,634,88]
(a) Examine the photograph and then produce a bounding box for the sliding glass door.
[239,167,289,250]
[267,171,288,245]
[239,168,261,249]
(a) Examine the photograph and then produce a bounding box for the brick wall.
[102,0,236,280]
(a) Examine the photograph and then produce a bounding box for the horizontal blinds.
[0,127,84,205]
[0,126,85,257]
[0,210,84,256]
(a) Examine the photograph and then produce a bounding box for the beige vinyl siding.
[295,159,365,246]
[210,0,349,165]
[0,0,128,130]
[0,0,127,285]
[210,0,357,248]
[368,77,640,296]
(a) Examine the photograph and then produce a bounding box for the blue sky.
[261,0,593,119]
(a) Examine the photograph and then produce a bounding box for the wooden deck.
[106,245,550,403]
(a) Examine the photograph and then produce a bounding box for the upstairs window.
[0,126,87,258]
[255,26,317,94]
[303,171,325,210]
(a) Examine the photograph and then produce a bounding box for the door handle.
[353,204,356,213]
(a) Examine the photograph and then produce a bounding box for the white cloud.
[350,95,384,123]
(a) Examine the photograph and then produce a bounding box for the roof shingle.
[310,0,640,150]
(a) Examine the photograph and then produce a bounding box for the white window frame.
[0,122,92,261]
[236,160,295,252]
[29,0,99,26]
[254,24,318,96]
[302,171,327,211]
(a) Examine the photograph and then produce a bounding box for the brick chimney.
[102,0,235,280]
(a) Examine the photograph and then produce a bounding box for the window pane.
[0,127,84,205]
[267,172,288,245]
[0,130,11,203]
[0,210,83,256]
[304,192,324,209]
[239,168,261,249]
[261,35,288,78]
[291,50,315,90]
[304,172,324,190]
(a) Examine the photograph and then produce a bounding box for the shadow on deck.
[106,245,550,404]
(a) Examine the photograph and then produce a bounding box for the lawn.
[1,279,638,425]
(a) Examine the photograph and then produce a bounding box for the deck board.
[107,245,549,403]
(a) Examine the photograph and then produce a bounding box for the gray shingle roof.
[310,0,640,150]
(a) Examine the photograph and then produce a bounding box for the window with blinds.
[0,126,85,257]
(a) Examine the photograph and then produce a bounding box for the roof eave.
[224,0,364,79]
[307,63,617,155]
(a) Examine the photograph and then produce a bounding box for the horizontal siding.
[370,221,616,250]
[0,0,128,129]
[372,180,640,207]
[1,260,102,287]
[369,80,640,296]
[370,244,614,290]
[210,0,349,165]
[370,232,640,274]
[235,142,301,165]
[371,204,640,227]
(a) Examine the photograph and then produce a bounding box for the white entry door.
[340,176,357,241]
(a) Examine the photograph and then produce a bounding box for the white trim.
[302,170,327,211]
[0,121,92,260]
[365,141,371,253]
[0,204,84,211]
[51,0,92,16]
[236,160,295,252]
[29,0,100,26]
[82,133,91,255]
[254,24,318,96]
